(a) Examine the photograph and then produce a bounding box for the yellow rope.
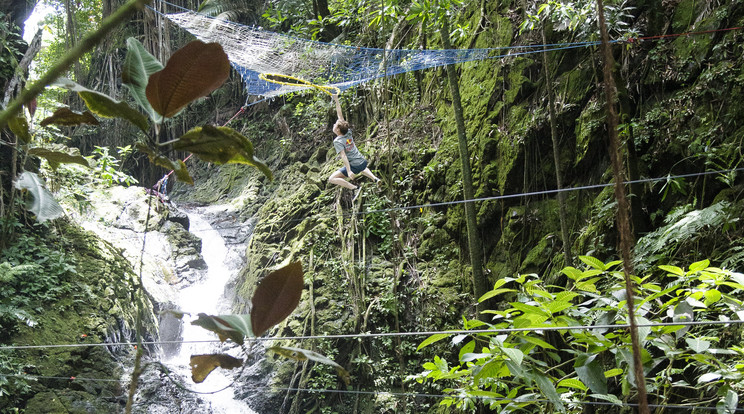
[259,73,341,96]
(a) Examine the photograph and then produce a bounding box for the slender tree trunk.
[439,19,487,318]
[540,27,572,267]
[596,1,649,412]
[63,0,82,82]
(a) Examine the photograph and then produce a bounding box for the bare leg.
[328,170,358,189]
[359,168,380,182]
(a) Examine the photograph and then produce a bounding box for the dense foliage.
[3,0,744,412]
[412,258,744,412]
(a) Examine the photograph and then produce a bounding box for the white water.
[165,211,256,414]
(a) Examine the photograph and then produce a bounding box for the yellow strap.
[259,73,341,96]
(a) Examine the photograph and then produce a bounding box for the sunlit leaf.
[190,353,242,383]
[478,288,516,302]
[122,37,164,123]
[500,347,523,366]
[8,116,31,143]
[191,313,252,344]
[146,40,230,118]
[589,393,622,405]
[39,107,99,127]
[697,372,721,383]
[269,345,350,385]
[557,378,587,391]
[561,266,582,280]
[52,77,149,132]
[458,340,475,361]
[28,145,90,170]
[704,289,722,306]
[250,261,304,337]
[417,333,452,351]
[509,302,550,318]
[718,389,738,413]
[603,368,623,378]
[658,265,684,277]
[686,337,711,353]
[173,125,273,180]
[579,256,606,271]
[13,172,64,223]
[687,259,710,274]
[460,352,491,363]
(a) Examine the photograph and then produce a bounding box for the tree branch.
[0,0,151,129]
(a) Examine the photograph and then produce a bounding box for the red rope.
[633,26,743,42]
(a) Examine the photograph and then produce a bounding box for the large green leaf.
[189,353,242,383]
[417,333,452,351]
[8,116,31,143]
[52,78,149,132]
[173,125,273,180]
[557,378,587,391]
[135,143,193,184]
[39,107,99,127]
[146,40,230,118]
[191,313,252,345]
[574,354,608,394]
[13,172,64,223]
[579,255,606,271]
[269,345,350,385]
[250,262,304,337]
[122,37,164,123]
[28,145,90,169]
[530,370,564,411]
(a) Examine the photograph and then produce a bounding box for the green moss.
[574,99,604,166]
[671,0,698,33]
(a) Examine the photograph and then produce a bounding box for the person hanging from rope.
[327,93,381,201]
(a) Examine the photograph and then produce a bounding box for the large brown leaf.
[250,262,304,337]
[190,354,242,383]
[40,107,99,127]
[146,40,230,118]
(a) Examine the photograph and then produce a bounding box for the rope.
[173,167,744,233]
[1,375,741,412]
[2,320,742,351]
[259,73,341,96]
[634,26,743,42]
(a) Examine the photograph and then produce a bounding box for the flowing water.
[163,210,257,414]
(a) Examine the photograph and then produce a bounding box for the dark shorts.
[339,160,368,177]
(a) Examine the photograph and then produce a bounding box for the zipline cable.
[2,374,741,412]
[2,319,743,350]
[177,167,744,233]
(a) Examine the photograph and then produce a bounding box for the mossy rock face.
[23,392,69,414]
[4,219,151,412]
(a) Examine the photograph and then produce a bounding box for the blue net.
[156,2,602,99]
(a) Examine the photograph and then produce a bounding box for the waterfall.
[163,209,257,414]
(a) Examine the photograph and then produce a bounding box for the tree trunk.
[439,19,487,319]
[540,27,572,267]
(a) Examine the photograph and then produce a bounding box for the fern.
[634,202,733,270]
[0,262,38,283]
